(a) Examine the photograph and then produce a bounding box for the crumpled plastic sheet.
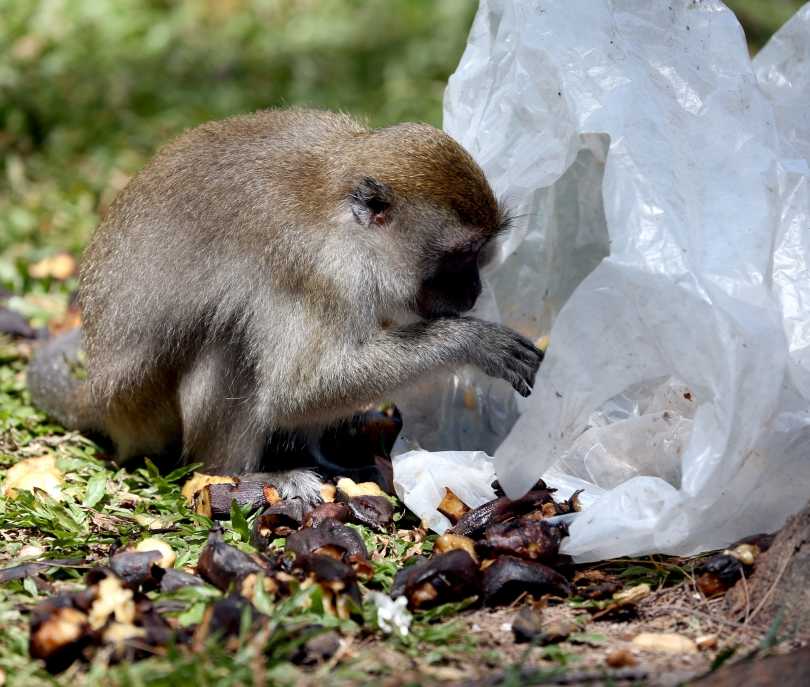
[392,1,810,561]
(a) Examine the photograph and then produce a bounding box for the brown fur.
[29,108,541,499]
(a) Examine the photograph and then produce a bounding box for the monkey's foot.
[242,468,324,505]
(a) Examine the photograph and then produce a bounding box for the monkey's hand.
[462,318,543,397]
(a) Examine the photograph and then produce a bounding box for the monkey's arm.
[281,317,542,423]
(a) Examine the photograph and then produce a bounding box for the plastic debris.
[392,1,810,561]
[368,592,412,637]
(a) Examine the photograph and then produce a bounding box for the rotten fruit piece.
[391,549,480,610]
[318,405,403,473]
[449,489,558,538]
[296,554,362,618]
[196,530,267,592]
[477,517,566,564]
[695,533,773,597]
[88,575,136,629]
[304,502,352,528]
[320,484,337,503]
[134,537,175,568]
[159,569,205,593]
[481,556,570,606]
[433,533,478,562]
[197,480,282,520]
[556,489,583,514]
[285,520,368,564]
[181,473,236,504]
[252,498,308,547]
[346,495,393,531]
[336,477,386,499]
[192,595,266,648]
[107,550,164,590]
[437,487,470,524]
[695,554,746,597]
[29,601,90,674]
[2,455,64,501]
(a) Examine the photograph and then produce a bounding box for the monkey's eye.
[350,177,393,227]
[366,196,389,216]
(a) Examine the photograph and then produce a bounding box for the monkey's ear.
[350,177,393,227]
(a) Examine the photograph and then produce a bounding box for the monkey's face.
[414,236,488,318]
[347,171,505,322]
[384,205,499,320]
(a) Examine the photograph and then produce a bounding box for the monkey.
[27,108,543,502]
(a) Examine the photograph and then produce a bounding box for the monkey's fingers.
[498,356,536,396]
[505,331,544,370]
[507,357,539,390]
[516,345,543,372]
[507,372,533,397]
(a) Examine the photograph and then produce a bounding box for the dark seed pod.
[449,489,558,539]
[285,520,368,563]
[107,551,164,590]
[192,595,266,646]
[296,554,362,604]
[202,481,281,520]
[346,495,394,531]
[196,530,266,592]
[303,502,352,528]
[394,550,481,610]
[695,554,745,596]
[252,498,308,548]
[159,569,206,593]
[477,517,566,564]
[481,556,571,606]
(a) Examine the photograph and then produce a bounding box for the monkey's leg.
[178,345,324,502]
[178,344,264,472]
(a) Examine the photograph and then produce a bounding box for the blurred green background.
[0,0,804,296]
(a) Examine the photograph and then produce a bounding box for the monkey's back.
[77,109,368,454]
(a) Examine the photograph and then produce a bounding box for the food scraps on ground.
[21,464,616,674]
[2,455,64,501]
[694,533,774,597]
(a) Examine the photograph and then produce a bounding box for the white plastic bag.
[394,1,810,561]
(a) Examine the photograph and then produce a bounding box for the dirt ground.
[318,581,805,686]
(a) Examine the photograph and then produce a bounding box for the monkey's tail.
[27,327,100,432]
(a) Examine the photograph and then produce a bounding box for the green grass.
[0,362,479,685]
